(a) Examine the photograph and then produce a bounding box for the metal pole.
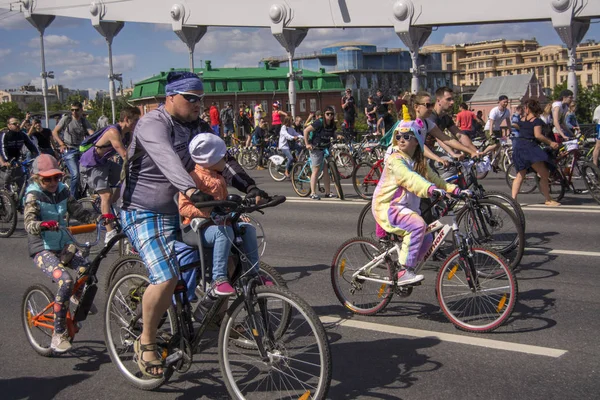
[410,50,419,94]
[288,52,296,119]
[189,49,194,72]
[39,32,49,128]
[107,38,116,124]
[567,46,578,100]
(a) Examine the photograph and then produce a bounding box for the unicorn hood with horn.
[391,105,425,151]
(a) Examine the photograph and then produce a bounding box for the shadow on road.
[327,336,443,399]
[0,374,91,400]
[63,340,112,372]
[493,288,558,334]
[276,263,330,283]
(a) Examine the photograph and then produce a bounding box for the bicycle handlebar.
[194,195,286,216]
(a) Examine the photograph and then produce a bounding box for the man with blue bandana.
[120,71,268,378]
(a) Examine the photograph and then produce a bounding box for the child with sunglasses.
[23,154,114,353]
[372,108,461,286]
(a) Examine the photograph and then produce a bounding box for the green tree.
[0,102,24,128]
[48,101,64,112]
[26,101,44,113]
[551,81,600,124]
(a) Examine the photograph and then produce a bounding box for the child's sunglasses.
[395,133,416,141]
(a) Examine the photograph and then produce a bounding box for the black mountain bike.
[103,195,332,398]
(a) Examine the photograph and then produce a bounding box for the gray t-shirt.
[56,115,93,146]
[121,106,198,214]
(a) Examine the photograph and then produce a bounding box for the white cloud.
[0,11,28,30]
[29,34,79,48]
[440,24,539,46]
[0,72,33,87]
[0,48,11,58]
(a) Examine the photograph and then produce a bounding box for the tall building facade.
[423,39,600,95]
[261,42,452,106]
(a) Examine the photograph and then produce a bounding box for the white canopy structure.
[13,0,600,123]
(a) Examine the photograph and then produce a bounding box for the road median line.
[320,316,567,358]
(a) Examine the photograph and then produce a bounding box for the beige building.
[0,88,57,111]
[423,39,600,95]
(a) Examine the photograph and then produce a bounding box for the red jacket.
[209,106,220,126]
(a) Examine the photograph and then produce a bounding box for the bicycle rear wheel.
[291,162,311,197]
[0,189,17,238]
[457,198,524,270]
[22,284,55,357]
[581,162,600,204]
[238,148,259,170]
[538,169,566,202]
[436,247,517,333]
[352,162,380,200]
[103,260,178,390]
[505,163,537,194]
[335,151,355,179]
[219,286,332,400]
[331,237,394,315]
[267,159,287,182]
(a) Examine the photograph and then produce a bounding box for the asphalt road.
[1,170,599,400]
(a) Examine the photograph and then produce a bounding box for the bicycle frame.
[27,221,125,339]
[352,207,459,285]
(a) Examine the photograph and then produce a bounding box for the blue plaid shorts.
[120,209,180,285]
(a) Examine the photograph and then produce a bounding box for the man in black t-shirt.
[341,88,357,134]
[29,119,55,156]
[374,89,394,120]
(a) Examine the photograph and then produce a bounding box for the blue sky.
[1,8,599,97]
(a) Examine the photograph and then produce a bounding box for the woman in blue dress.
[511,99,561,206]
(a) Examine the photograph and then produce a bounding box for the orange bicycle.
[22,218,124,356]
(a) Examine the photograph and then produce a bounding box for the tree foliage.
[0,102,24,128]
[551,81,600,124]
[26,101,44,113]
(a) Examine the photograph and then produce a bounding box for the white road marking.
[522,207,600,214]
[525,248,600,257]
[285,198,367,205]
[320,316,568,358]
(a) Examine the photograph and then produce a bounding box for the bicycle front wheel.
[335,151,355,179]
[267,159,287,182]
[291,162,311,197]
[219,286,332,400]
[436,247,517,333]
[582,162,600,204]
[457,198,524,270]
[331,237,394,315]
[482,190,526,233]
[238,148,259,170]
[329,160,344,200]
[352,162,380,200]
[505,163,537,194]
[103,260,178,390]
[0,189,17,238]
[22,284,55,357]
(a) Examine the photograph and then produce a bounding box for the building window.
[486,61,493,67]
[531,57,538,63]
[580,52,589,58]
[261,100,268,113]
[497,60,504,66]
[310,98,317,112]
[506,59,513,65]
[478,72,484,81]
[478,62,484,68]
[591,51,600,57]
[300,99,306,113]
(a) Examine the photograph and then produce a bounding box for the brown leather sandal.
[134,338,163,378]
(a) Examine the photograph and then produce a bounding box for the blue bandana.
[165,71,204,96]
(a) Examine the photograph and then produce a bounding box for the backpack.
[78,125,113,153]
[221,108,234,125]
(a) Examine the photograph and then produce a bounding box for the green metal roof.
[131,64,344,100]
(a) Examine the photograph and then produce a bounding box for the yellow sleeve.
[387,154,433,198]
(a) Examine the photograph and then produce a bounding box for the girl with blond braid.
[372,105,463,285]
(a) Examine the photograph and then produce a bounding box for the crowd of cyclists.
[2,68,600,392]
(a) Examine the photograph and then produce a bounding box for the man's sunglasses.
[395,133,416,141]
[325,112,335,116]
[417,102,434,108]
[71,108,81,112]
[41,175,62,183]
[8,122,19,126]
[176,91,205,103]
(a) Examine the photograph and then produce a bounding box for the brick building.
[129,61,345,121]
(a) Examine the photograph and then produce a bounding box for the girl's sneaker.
[310,194,321,200]
[396,269,424,286]
[51,331,72,353]
[213,280,235,296]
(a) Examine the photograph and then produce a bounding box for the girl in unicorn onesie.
[372,105,460,286]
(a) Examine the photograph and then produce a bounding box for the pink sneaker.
[259,276,275,287]
[213,281,235,296]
